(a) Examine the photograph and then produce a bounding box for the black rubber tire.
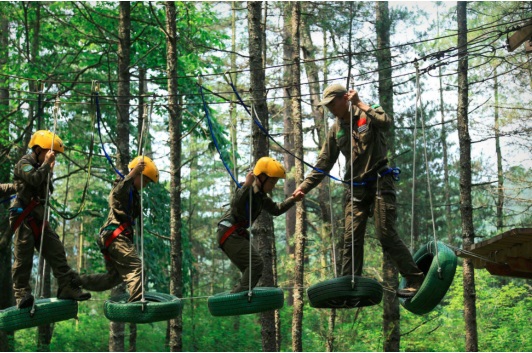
[400,241,457,315]
[0,298,78,332]
[307,276,383,309]
[104,292,183,323]
[208,287,284,317]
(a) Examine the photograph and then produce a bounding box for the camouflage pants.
[81,229,142,302]
[217,225,263,293]
[10,214,77,301]
[341,174,423,281]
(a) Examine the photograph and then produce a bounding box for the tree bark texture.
[247,2,277,351]
[289,3,307,353]
[110,3,131,350]
[375,2,401,351]
[457,2,479,351]
[165,2,183,352]
[116,1,131,172]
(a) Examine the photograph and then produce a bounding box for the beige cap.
[317,83,347,106]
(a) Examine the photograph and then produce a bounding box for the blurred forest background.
[0,1,530,352]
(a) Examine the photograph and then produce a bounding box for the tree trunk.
[457,3,478,351]
[247,3,277,351]
[110,3,131,350]
[116,1,131,172]
[281,1,296,308]
[37,260,52,352]
[494,67,504,231]
[165,2,183,352]
[289,3,307,352]
[375,2,400,351]
[0,7,14,351]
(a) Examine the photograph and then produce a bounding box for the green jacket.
[11,153,53,220]
[100,174,140,234]
[219,184,296,227]
[299,105,390,193]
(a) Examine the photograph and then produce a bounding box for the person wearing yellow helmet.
[80,156,159,302]
[9,130,90,308]
[216,157,304,293]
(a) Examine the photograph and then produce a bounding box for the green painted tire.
[104,292,183,323]
[208,287,284,317]
[0,298,78,332]
[307,276,383,309]
[400,241,457,315]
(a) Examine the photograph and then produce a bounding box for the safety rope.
[198,80,240,188]
[32,95,61,314]
[247,103,254,301]
[324,108,337,277]
[414,62,441,272]
[349,101,356,287]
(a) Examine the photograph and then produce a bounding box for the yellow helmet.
[253,157,286,179]
[28,130,65,153]
[128,156,159,183]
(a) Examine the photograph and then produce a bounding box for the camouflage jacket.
[11,153,53,220]
[299,105,391,193]
[218,184,295,227]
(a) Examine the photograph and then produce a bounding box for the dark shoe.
[57,280,91,301]
[17,292,35,309]
[397,274,425,298]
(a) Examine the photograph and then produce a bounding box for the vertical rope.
[349,100,355,287]
[32,95,60,313]
[324,108,337,277]
[248,103,254,300]
[410,63,420,254]
[415,64,441,271]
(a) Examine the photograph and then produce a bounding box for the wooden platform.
[455,228,532,279]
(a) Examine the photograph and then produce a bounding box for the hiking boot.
[16,292,34,309]
[57,279,91,301]
[397,274,425,298]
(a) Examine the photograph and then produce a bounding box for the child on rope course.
[217,157,304,293]
[80,156,158,302]
[292,84,424,298]
[9,130,91,309]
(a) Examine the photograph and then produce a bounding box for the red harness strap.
[12,199,40,232]
[101,222,131,260]
[219,221,247,247]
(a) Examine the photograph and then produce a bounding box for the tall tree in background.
[110,2,131,351]
[165,2,184,351]
[456,2,478,351]
[0,6,14,351]
[247,2,276,351]
[290,3,307,352]
[375,2,400,351]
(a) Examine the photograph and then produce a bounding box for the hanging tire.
[208,287,284,317]
[307,276,383,309]
[104,292,183,324]
[0,298,78,332]
[400,241,457,315]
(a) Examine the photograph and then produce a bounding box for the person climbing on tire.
[292,84,424,298]
[217,157,304,293]
[80,156,159,302]
[9,130,91,309]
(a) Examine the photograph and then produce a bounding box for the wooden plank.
[507,20,532,52]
